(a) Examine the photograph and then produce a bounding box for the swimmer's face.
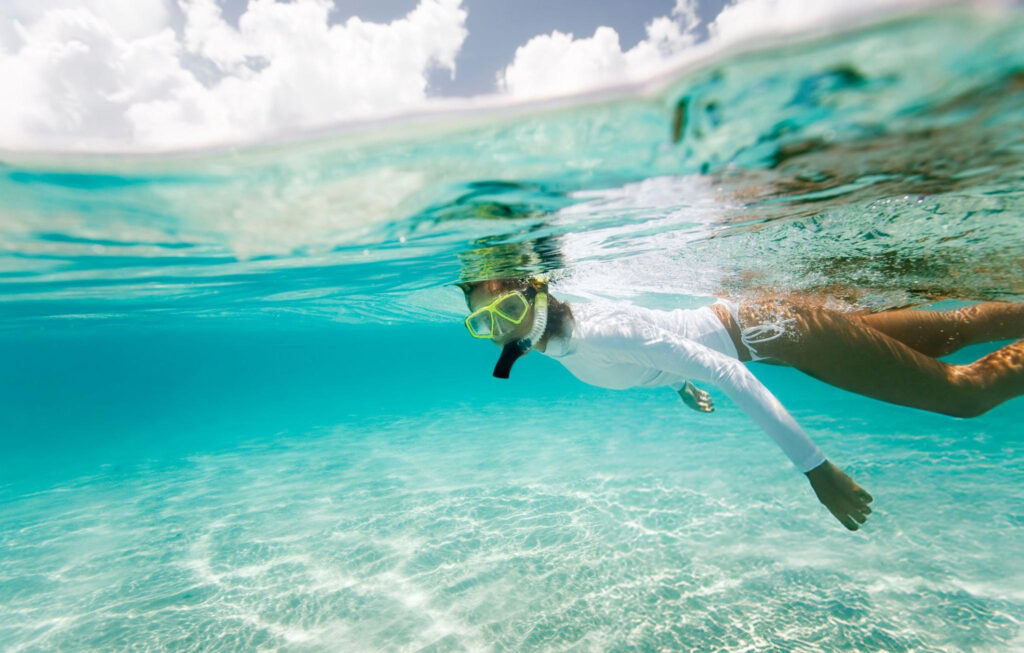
[466,282,535,346]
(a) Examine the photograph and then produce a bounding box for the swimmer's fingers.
[690,383,713,410]
[850,489,873,520]
[842,489,873,521]
[819,495,860,531]
[843,491,874,527]
[696,391,714,412]
[829,507,860,531]
[684,398,714,413]
[679,382,715,413]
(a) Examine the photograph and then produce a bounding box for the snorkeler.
[458,278,1024,531]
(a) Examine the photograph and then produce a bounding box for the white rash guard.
[541,302,826,473]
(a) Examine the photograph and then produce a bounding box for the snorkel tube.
[492,287,548,379]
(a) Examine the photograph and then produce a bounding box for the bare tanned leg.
[738,299,1024,417]
[857,302,1024,357]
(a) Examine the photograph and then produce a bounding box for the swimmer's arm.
[616,330,874,530]
[625,332,825,471]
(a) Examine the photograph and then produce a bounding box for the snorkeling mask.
[463,279,549,379]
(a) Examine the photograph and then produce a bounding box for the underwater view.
[2,4,1023,651]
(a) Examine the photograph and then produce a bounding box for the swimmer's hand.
[678,381,714,413]
[805,460,874,531]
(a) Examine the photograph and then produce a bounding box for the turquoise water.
[2,8,1024,651]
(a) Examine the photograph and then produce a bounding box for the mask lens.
[467,311,493,337]
[495,293,528,322]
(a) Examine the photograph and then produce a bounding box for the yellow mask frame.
[464,290,532,339]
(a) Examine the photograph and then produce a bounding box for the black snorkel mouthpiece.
[492,341,527,379]
[491,287,548,380]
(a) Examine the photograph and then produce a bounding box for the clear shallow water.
[2,7,1024,651]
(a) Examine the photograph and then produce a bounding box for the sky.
[0,0,918,151]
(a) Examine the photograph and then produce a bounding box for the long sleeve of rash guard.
[610,325,826,473]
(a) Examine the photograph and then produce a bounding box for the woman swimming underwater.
[459,278,1024,531]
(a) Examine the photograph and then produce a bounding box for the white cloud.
[498,0,917,100]
[709,0,907,45]
[0,0,930,151]
[0,0,468,151]
[0,0,170,47]
[498,0,699,99]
